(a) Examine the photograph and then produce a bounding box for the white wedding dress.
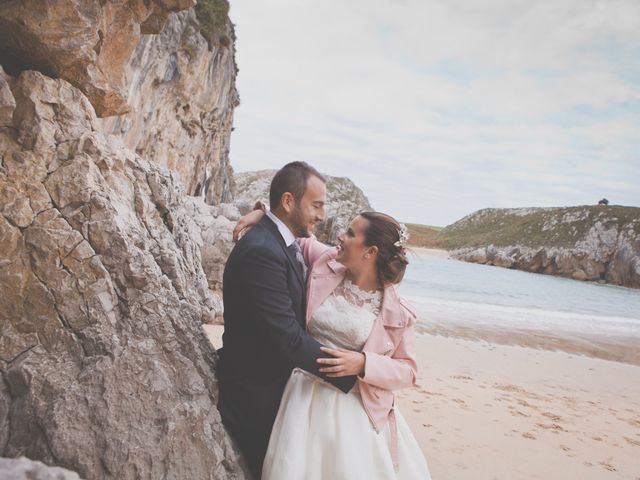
[262,279,431,479]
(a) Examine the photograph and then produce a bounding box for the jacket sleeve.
[241,244,356,393]
[359,319,418,391]
[298,235,333,268]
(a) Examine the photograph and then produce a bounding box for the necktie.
[288,241,308,281]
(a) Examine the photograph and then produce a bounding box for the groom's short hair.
[269,162,326,209]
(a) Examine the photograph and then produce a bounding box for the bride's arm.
[298,235,332,267]
[232,202,267,241]
[357,324,418,390]
[232,201,332,266]
[317,320,418,390]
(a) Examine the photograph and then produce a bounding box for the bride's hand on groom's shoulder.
[232,208,266,241]
[318,347,365,377]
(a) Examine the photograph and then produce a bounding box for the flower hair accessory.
[394,223,409,248]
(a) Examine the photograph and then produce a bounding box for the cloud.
[229,0,640,225]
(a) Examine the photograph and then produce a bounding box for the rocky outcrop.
[0,0,197,117]
[183,197,239,322]
[443,207,640,288]
[99,7,238,204]
[0,457,83,480]
[0,1,238,206]
[233,170,372,244]
[0,68,248,478]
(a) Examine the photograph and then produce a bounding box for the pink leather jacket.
[299,237,418,467]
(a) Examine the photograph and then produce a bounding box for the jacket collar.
[327,258,347,274]
[261,215,285,247]
[266,210,296,246]
[380,283,405,328]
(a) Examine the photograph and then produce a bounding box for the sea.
[398,251,640,363]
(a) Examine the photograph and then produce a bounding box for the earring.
[365,254,370,259]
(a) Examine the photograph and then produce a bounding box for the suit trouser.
[224,419,272,480]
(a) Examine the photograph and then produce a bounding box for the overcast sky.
[227,0,640,227]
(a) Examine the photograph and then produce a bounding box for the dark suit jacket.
[217,216,355,432]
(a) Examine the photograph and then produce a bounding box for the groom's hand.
[317,347,365,377]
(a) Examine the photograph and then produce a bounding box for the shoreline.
[408,246,450,258]
[415,324,640,367]
[204,325,640,479]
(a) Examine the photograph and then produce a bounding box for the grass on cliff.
[405,223,445,248]
[436,205,640,250]
[195,0,230,49]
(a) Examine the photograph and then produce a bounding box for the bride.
[235,208,431,479]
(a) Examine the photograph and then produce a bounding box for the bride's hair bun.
[359,211,409,285]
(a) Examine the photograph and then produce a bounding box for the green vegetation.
[434,205,640,250]
[183,42,199,61]
[405,223,445,248]
[195,0,230,49]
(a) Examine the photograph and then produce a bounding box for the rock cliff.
[0,67,247,479]
[99,7,238,204]
[0,457,83,480]
[233,169,372,244]
[440,206,640,288]
[0,0,248,474]
[0,0,238,206]
[0,0,197,117]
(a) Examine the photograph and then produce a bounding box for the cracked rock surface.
[0,67,248,479]
[99,9,238,203]
[0,456,83,480]
[0,0,196,117]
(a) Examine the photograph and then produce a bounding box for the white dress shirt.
[266,210,296,247]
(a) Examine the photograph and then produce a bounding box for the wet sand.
[204,325,640,479]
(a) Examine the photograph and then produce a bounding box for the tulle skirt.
[262,369,431,479]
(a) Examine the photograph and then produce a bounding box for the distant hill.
[405,223,444,248]
[434,206,640,288]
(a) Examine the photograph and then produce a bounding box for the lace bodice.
[308,279,383,351]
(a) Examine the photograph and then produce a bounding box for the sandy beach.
[205,325,640,479]
[409,247,450,259]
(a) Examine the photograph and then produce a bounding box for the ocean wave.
[403,294,640,336]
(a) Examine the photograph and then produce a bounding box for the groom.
[217,161,356,478]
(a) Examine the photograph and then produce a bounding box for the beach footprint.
[541,411,562,422]
[451,398,468,409]
[598,460,617,472]
[508,406,530,418]
[536,422,568,433]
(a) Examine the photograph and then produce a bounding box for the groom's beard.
[290,206,312,238]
